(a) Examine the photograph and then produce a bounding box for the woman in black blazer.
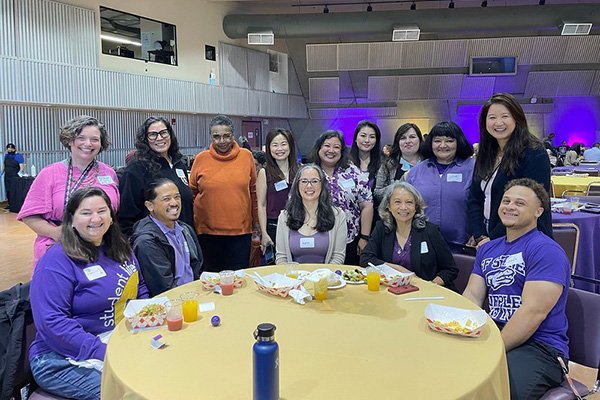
[360,181,458,290]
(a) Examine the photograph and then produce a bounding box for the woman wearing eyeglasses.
[275,164,347,264]
[118,117,194,236]
[189,115,258,272]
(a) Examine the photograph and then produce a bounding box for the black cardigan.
[467,146,552,240]
[360,220,458,290]
[118,155,194,236]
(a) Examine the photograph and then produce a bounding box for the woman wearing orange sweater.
[189,115,258,271]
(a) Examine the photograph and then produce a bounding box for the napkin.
[304,268,338,285]
[289,286,312,305]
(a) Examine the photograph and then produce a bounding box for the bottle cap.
[254,323,276,339]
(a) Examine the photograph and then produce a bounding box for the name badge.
[97,175,115,185]
[420,241,429,254]
[183,240,190,254]
[83,265,107,281]
[175,168,189,185]
[447,173,463,183]
[505,252,524,267]
[274,180,288,192]
[340,178,355,190]
[300,237,315,248]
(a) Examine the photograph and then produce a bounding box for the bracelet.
[359,234,370,241]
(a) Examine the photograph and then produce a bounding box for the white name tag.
[176,169,186,179]
[97,175,114,185]
[505,252,524,267]
[183,240,190,254]
[340,178,355,190]
[83,265,107,281]
[274,180,288,192]
[300,237,315,248]
[420,241,429,254]
[447,173,463,183]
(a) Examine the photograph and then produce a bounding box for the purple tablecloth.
[553,211,600,292]
[553,166,600,173]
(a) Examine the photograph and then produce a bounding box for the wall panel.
[0,0,16,56]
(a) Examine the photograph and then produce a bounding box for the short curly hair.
[59,115,110,153]
[504,178,550,212]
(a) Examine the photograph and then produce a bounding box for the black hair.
[420,121,473,161]
[504,178,550,212]
[135,116,182,177]
[264,128,300,183]
[308,130,350,170]
[349,120,382,181]
[144,178,178,202]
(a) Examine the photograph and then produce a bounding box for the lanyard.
[63,158,97,210]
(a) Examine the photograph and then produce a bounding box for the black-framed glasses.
[147,129,170,141]
[212,133,233,142]
[298,179,321,187]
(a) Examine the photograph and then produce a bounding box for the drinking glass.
[180,292,199,322]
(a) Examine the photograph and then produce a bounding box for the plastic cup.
[366,267,381,292]
[563,201,573,215]
[571,197,580,208]
[180,292,199,322]
[165,299,184,331]
[285,262,300,279]
[219,270,235,296]
[314,277,328,301]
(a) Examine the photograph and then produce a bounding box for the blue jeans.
[30,351,101,400]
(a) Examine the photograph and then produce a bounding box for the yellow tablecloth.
[101,265,510,400]
[552,176,600,197]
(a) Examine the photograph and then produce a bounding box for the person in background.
[360,181,458,290]
[463,179,569,400]
[189,115,258,272]
[543,132,555,148]
[253,150,266,173]
[467,93,552,247]
[563,143,582,166]
[472,142,479,158]
[257,128,300,252]
[18,115,119,269]
[3,143,25,211]
[374,123,423,202]
[276,164,346,264]
[405,121,475,248]
[382,144,392,159]
[544,141,559,168]
[29,187,148,400]
[309,130,373,265]
[348,120,382,191]
[583,142,600,161]
[118,117,193,236]
[556,141,568,157]
[131,179,203,297]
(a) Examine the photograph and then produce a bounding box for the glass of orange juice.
[366,267,381,292]
[314,277,328,301]
[286,262,300,279]
[180,292,199,322]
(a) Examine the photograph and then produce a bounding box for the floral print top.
[325,164,373,243]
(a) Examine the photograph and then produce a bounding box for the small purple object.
[211,315,221,327]
[335,270,342,275]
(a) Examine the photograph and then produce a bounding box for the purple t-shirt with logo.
[472,228,570,357]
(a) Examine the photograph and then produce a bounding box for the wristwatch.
[359,233,371,241]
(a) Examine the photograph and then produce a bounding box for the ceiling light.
[539,0,545,4]
[481,0,487,7]
[449,1,454,8]
[323,5,329,13]
[392,25,420,41]
[366,4,372,12]
[410,2,416,10]
[560,22,593,35]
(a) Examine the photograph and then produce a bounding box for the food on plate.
[434,318,476,334]
[343,269,366,282]
[137,303,166,317]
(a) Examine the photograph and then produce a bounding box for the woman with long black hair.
[348,120,382,191]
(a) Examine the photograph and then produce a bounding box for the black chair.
[451,253,476,295]
[552,223,579,275]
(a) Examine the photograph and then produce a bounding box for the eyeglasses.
[298,179,321,187]
[147,129,170,141]
[212,133,233,142]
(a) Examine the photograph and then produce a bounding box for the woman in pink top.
[17,115,120,270]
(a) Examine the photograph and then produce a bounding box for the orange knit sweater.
[189,142,258,235]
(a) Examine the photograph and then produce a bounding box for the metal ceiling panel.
[468,37,528,59]
[557,70,595,96]
[0,57,21,101]
[524,71,561,97]
[367,76,399,101]
[306,44,337,72]
[432,40,467,68]
[368,42,402,70]
[590,71,600,96]
[338,43,369,70]
[309,106,396,119]
[460,75,495,100]
[522,36,568,65]
[563,36,600,64]
[220,43,249,88]
[247,49,270,91]
[0,0,16,57]
[398,75,430,100]
[428,74,462,99]
[309,77,339,103]
[401,41,435,69]
[288,59,303,96]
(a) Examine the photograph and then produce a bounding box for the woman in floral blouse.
[309,130,373,266]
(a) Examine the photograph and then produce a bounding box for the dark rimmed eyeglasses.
[147,129,170,141]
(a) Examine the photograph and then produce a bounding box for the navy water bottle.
[253,323,279,400]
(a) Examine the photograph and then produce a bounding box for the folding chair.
[451,253,476,294]
[574,169,600,177]
[552,223,580,275]
[587,181,600,196]
[579,160,600,166]
[540,288,600,399]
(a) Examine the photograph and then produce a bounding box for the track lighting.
[367,3,372,12]
[449,1,454,8]
[481,0,487,7]
[323,5,329,13]
[410,1,416,10]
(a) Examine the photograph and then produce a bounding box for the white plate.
[340,269,366,284]
[328,278,346,290]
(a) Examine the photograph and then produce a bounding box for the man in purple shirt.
[132,179,203,297]
[463,178,570,400]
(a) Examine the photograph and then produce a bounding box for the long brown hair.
[475,93,542,181]
[385,123,423,172]
[264,128,299,183]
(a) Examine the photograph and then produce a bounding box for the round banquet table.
[101,264,510,400]
[551,175,600,197]
[553,211,600,293]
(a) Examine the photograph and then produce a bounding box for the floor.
[0,208,597,398]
